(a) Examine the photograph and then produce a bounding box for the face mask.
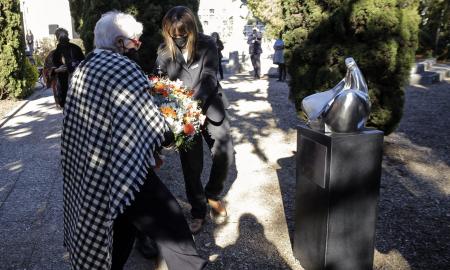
[173,36,188,49]
[123,48,140,62]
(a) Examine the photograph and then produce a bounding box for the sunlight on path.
[216,72,303,269]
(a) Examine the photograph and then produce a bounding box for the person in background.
[247,28,263,79]
[156,6,234,234]
[26,30,34,54]
[61,11,206,270]
[273,31,286,81]
[211,32,224,80]
[52,28,84,108]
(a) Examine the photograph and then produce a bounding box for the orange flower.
[183,123,195,136]
[153,82,166,93]
[160,106,177,118]
[185,90,194,97]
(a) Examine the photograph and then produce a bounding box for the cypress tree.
[249,0,421,134]
[0,0,38,99]
[247,0,284,38]
[418,0,449,59]
[69,0,200,73]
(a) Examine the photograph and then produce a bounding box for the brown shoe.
[189,218,205,234]
[208,199,227,217]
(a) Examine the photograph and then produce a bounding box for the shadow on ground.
[204,213,292,269]
[0,89,67,269]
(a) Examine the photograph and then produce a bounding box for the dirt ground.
[0,99,20,120]
[373,80,450,269]
[0,71,448,269]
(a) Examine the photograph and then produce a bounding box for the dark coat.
[156,33,228,123]
[52,41,85,73]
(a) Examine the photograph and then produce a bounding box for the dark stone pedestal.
[293,125,383,270]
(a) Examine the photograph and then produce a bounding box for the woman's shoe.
[207,199,227,217]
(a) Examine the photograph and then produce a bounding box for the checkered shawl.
[61,49,168,269]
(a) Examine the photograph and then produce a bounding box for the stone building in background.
[198,0,266,72]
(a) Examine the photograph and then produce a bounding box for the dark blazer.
[156,33,228,123]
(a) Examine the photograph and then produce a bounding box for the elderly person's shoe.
[208,199,227,217]
[189,218,205,234]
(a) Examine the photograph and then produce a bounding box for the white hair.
[94,11,143,50]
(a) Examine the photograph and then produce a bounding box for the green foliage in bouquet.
[69,0,201,73]
[0,0,38,100]
[248,0,420,134]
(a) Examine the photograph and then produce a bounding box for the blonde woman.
[156,6,234,234]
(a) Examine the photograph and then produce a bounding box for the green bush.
[249,0,420,134]
[69,0,200,73]
[0,0,38,100]
[247,0,284,38]
[15,57,39,99]
[34,37,57,67]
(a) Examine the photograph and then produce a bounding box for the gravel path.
[374,80,450,270]
[0,99,20,120]
[126,69,304,269]
[0,66,448,269]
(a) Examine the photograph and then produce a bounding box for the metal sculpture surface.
[301,57,370,133]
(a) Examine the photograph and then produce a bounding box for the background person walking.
[247,28,263,79]
[51,28,84,108]
[273,32,286,82]
[211,32,224,80]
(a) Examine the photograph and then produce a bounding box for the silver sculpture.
[301,57,370,133]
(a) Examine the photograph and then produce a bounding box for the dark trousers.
[218,58,224,80]
[250,54,261,78]
[179,117,234,219]
[56,73,69,107]
[111,170,207,270]
[278,63,286,80]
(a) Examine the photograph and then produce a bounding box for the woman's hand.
[55,65,67,73]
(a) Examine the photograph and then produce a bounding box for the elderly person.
[61,11,206,270]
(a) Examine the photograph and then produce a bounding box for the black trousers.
[179,117,234,219]
[111,170,207,270]
[218,58,224,80]
[278,63,286,80]
[250,54,261,78]
[56,73,69,107]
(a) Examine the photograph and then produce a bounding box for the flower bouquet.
[148,76,205,151]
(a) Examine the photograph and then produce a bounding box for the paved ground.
[0,57,449,270]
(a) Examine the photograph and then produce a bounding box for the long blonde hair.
[161,6,198,64]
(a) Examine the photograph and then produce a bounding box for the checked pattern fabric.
[61,49,168,269]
